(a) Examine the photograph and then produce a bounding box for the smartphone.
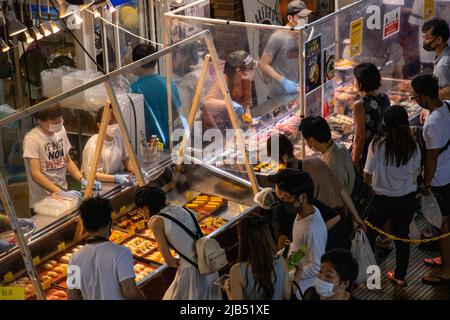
[214,274,230,288]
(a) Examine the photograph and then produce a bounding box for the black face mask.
[423,38,439,52]
[282,201,298,215]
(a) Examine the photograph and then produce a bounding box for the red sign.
[383,7,401,40]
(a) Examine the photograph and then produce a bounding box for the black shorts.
[432,183,450,217]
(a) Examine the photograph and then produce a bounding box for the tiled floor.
[354,216,450,300]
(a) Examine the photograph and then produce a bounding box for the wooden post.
[175,54,211,166]
[105,80,146,186]
[83,103,111,199]
[163,15,174,152]
[204,34,259,196]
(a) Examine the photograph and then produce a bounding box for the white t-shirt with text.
[23,126,71,208]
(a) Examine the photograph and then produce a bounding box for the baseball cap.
[226,50,256,70]
[254,188,280,210]
[287,0,313,17]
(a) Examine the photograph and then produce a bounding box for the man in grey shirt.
[422,18,450,100]
[260,0,312,98]
[299,116,356,195]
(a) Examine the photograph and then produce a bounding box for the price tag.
[0,287,25,300]
[41,279,51,290]
[128,228,136,237]
[32,256,40,266]
[111,211,117,220]
[119,206,126,215]
[3,272,13,283]
[57,242,66,253]
[136,220,145,231]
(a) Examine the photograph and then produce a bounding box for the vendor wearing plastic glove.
[23,104,101,215]
[0,214,36,252]
[202,50,256,133]
[82,106,134,187]
[260,0,312,98]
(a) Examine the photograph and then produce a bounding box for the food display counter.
[1,158,255,300]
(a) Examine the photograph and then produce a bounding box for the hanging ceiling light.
[18,0,35,43]
[5,1,28,36]
[45,0,59,33]
[106,0,115,13]
[57,0,94,18]
[0,38,10,52]
[36,0,50,36]
[26,0,44,40]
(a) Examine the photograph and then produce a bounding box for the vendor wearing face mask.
[303,249,359,300]
[202,50,256,133]
[81,105,134,187]
[23,104,102,215]
[419,19,450,125]
[260,0,312,98]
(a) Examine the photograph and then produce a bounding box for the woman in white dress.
[134,186,222,300]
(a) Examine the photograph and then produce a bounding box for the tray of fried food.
[138,228,155,240]
[7,276,35,299]
[122,236,157,257]
[199,216,228,235]
[109,229,130,244]
[133,262,158,283]
[45,287,67,300]
[40,259,69,284]
[184,194,227,220]
[254,162,285,175]
[144,249,178,265]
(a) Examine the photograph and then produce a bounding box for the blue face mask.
[315,278,336,298]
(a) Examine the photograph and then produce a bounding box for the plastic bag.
[421,194,442,229]
[33,194,81,218]
[351,230,377,284]
[409,216,421,241]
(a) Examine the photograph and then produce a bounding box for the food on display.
[200,216,228,235]
[139,228,155,239]
[184,194,227,218]
[326,114,354,135]
[46,288,67,300]
[253,162,285,174]
[7,277,35,299]
[122,236,157,257]
[109,229,130,243]
[146,249,177,265]
[335,59,356,70]
[134,263,157,282]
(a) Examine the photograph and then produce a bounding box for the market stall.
[0,30,257,300]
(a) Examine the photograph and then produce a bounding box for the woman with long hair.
[224,212,292,300]
[363,106,421,286]
[352,63,391,173]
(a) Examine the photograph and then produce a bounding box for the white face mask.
[48,120,64,133]
[106,124,119,138]
[294,17,308,29]
[315,278,336,298]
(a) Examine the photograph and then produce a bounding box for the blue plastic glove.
[80,178,103,191]
[0,240,15,252]
[114,174,133,186]
[232,101,244,115]
[281,78,299,94]
[19,218,35,230]
[58,190,83,198]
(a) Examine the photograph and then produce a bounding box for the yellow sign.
[3,272,13,283]
[32,256,40,266]
[57,242,66,253]
[42,278,51,290]
[0,287,25,300]
[350,18,363,58]
[424,0,435,21]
